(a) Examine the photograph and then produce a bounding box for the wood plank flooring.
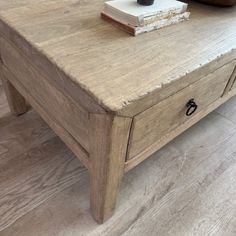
[0,85,236,236]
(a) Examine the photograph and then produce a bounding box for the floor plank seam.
[215,110,236,126]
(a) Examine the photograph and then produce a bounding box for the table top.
[0,0,236,115]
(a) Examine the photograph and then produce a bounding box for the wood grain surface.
[0,0,236,230]
[0,85,9,117]
[89,114,132,223]
[229,66,236,91]
[125,89,236,171]
[1,76,28,116]
[0,37,90,152]
[127,61,236,160]
[0,86,236,235]
[0,0,235,115]
[0,64,90,169]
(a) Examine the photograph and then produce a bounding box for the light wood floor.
[0,84,236,236]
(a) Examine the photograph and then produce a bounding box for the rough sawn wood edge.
[1,16,236,117]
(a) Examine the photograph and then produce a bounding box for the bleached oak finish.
[229,66,236,91]
[0,64,90,170]
[0,0,236,223]
[89,114,132,223]
[0,0,236,115]
[1,87,236,235]
[127,62,236,160]
[1,75,28,116]
[0,37,90,152]
[125,89,236,172]
[0,84,10,118]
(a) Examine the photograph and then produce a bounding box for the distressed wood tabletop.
[0,0,236,116]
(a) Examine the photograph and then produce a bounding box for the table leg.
[1,76,28,116]
[89,114,132,223]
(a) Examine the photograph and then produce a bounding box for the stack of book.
[101,0,190,36]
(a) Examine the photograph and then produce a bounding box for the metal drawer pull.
[186,99,198,116]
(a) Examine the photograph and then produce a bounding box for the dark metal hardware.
[137,0,155,6]
[186,99,198,116]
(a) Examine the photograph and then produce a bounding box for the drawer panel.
[127,61,235,160]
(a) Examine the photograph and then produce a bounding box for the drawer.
[127,61,236,160]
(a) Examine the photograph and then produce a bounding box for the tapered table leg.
[1,76,28,116]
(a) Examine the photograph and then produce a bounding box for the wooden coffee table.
[0,0,236,223]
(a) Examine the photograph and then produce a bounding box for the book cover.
[101,11,190,36]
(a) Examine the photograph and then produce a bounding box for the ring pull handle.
[186,99,198,116]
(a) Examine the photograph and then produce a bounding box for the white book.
[103,0,188,27]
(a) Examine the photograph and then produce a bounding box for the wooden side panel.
[1,1,236,116]
[0,37,89,152]
[1,64,89,169]
[127,61,235,160]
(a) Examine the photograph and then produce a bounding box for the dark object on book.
[194,0,236,6]
[137,0,155,6]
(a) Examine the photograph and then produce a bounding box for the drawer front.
[127,61,235,160]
